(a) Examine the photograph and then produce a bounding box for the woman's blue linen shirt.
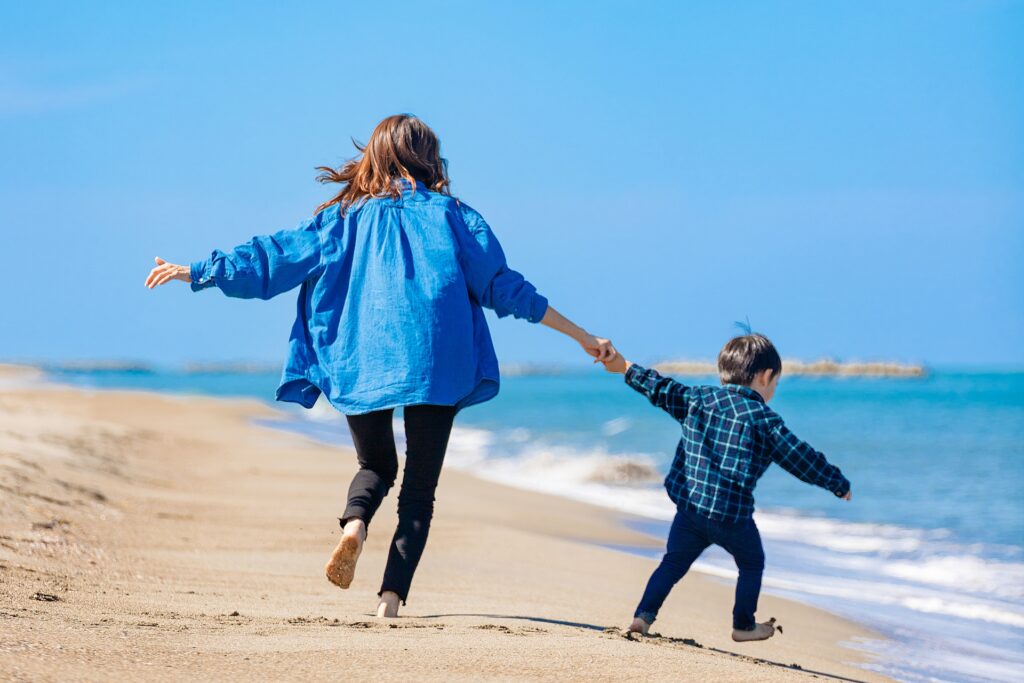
[189,181,549,414]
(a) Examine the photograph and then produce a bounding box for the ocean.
[45,367,1024,682]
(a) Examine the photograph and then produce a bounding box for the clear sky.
[2,1,1021,368]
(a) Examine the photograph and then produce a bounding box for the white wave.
[899,597,1024,628]
[754,512,933,554]
[693,556,1024,628]
[506,427,532,443]
[855,635,1024,683]
[306,396,346,423]
[442,424,495,469]
[601,417,632,436]
[447,426,660,480]
[882,556,1024,600]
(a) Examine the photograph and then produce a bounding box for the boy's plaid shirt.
[625,364,850,522]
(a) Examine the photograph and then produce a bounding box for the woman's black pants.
[340,404,456,603]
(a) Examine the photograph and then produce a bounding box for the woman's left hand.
[538,306,615,363]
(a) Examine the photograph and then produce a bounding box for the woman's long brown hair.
[314,114,451,216]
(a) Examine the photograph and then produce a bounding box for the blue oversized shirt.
[189,180,549,414]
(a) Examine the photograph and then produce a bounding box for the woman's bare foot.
[376,591,400,618]
[324,519,366,589]
[627,617,651,636]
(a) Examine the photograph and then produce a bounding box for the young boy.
[603,333,852,642]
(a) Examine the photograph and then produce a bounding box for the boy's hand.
[841,490,852,501]
[602,352,631,374]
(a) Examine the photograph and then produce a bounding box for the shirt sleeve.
[624,364,692,422]
[764,419,851,497]
[450,203,549,323]
[189,217,325,300]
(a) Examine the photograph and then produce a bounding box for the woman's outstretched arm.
[145,219,325,299]
[540,306,615,362]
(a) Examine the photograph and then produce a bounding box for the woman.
[145,114,614,618]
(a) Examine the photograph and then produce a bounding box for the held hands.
[539,307,615,363]
[841,490,852,501]
[578,334,615,363]
[601,352,631,375]
[145,257,191,288]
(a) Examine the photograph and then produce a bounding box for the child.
[602,333,851,642]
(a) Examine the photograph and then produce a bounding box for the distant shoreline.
[29,360,282,375]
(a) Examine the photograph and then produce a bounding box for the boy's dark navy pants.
[635,505,765,630]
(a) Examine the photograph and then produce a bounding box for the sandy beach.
[0,365,889,682]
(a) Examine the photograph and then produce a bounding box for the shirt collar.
[723,384,765,403]
[392,177,427,196]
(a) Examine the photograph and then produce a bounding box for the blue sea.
[45,367,1024,682]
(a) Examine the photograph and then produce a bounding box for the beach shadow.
[418,613,607,632]
[621,630,871,683]
[418,614,869,683]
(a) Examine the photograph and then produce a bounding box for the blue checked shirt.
[625,364,850,522]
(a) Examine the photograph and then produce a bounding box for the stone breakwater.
[653,359,926,377]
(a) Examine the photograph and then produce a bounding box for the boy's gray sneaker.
[731,617,779,642]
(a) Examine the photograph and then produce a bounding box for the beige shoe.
[731,617,780,642]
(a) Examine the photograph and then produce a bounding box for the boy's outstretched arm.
[603,353,692,421]
[765,421,852,500]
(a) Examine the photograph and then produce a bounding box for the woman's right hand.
[145,257,191,288]
[539,306,616,363]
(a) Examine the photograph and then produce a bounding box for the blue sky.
[1,1,1021,367]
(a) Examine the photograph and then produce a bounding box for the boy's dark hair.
[717,334,782,385]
